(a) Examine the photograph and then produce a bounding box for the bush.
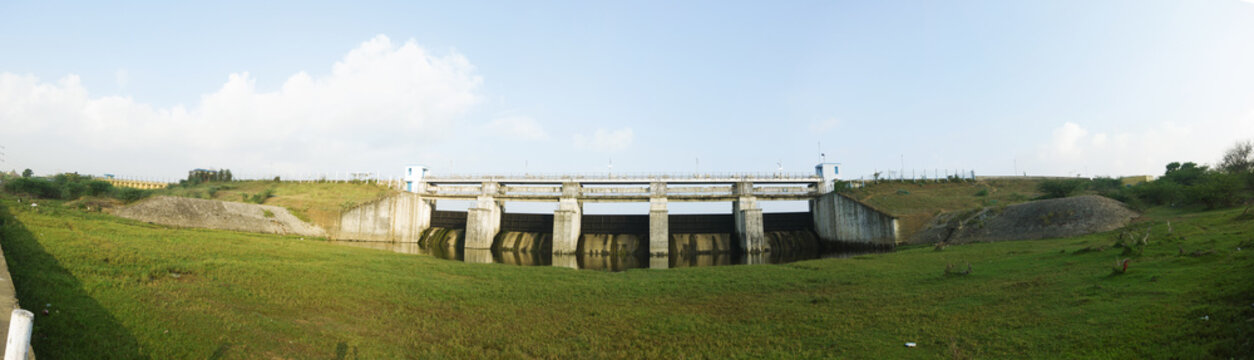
[1189,172,1244,209]
[1037,179,1086,199]
[247,189,275,204]
[974,188,989,197]
[87,180,114,197]
[3,177,61,198]
[60,181,87,200]
[114,188,150,203]
[1131,180,1184,206]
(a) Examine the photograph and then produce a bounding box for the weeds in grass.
[242,189,275,204]
[934,242,947,251]
[1235,206,1253,221]
[944,262,972,276]
[974,188,989,197]
[1112,257,1130,275]
[1073,246,1105,254]
[1113,226,1151,256]
[262,210,274,218]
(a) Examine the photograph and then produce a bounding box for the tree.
[1220,140,1253,174]
[1161,162,1208,186]
[21,169,32,178]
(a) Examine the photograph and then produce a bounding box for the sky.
[2,0,1254,183]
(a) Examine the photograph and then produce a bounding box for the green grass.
[155,181,394,230]
[1,196,1251,358]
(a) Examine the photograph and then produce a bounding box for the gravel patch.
[113,196,325,237]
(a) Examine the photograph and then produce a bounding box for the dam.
[335,163,899,266]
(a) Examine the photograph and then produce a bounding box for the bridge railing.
[423,172,821,181]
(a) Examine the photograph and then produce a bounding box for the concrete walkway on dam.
[336,174,901,260]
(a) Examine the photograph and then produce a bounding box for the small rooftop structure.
[815,162,840,182]
[404,165,428,192]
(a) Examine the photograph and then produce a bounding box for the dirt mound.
[912,195,1139,244]
[113,196,325,237]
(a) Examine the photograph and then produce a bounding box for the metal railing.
[424,171,821,181]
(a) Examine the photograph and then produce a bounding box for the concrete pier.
[648,182,669,256]
[552,182,582,254]
[733,181,767,254]
[465,182,502,249]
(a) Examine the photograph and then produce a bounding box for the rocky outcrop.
[913,195,1139,244]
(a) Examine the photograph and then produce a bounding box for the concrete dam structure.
[335,168,900,259]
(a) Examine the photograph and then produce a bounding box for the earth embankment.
[113,196,325,237]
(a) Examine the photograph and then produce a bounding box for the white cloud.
[1046,122,1089,159]
[573,127,634,152]
[810,117,840,133]
[483,115,547,141]
[0,35,482,179]
[1035,116,1254,177]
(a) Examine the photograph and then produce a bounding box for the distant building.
[404,165,428,192]
[104,178,168,190]
[1120,175,1154,187]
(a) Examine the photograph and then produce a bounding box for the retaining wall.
[811,191,898,247]
[335,193,430,242]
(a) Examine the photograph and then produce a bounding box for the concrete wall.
[335,192,431,242]
[811,191,898,248]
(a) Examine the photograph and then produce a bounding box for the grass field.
[155,181,395,231]
[1,195,1250,358]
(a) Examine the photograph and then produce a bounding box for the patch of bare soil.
[112,196,325,237]
[912,195,1139,244]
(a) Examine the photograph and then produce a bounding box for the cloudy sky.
[2,0,1253,182]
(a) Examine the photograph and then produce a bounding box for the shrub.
[944,263,972,276]
[60,181,87,200]
[3,177,61,198]
[1131,180,1184,206]
[1089,177,1122,192]
[115,188,150,203]
[1037,179,1085,199]
[1189,172,1244,209]
[87,180,113,197]
[247,188,275,204]
[974,188,989,197]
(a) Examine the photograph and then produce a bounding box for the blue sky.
[2,0,1253,182]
